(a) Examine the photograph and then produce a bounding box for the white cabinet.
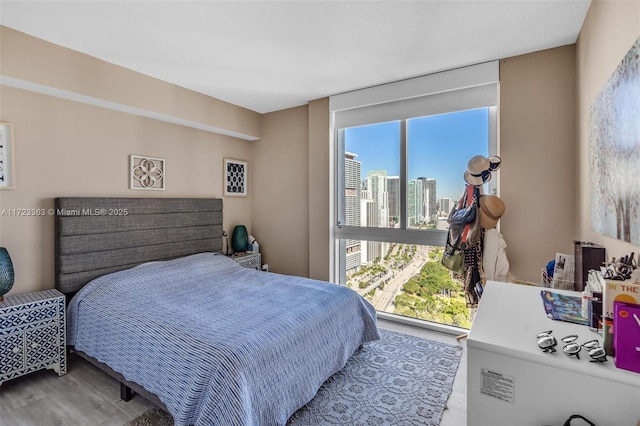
[467,281,640,426]
[0,289,67,385]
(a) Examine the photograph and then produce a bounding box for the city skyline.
[344,107,490,200]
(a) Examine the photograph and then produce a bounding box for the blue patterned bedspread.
[67,253,379,425]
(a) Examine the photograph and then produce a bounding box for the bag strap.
[460,185,476,243]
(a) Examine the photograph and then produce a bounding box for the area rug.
[125,329,463,426]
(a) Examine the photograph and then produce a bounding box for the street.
[355,245,430,312]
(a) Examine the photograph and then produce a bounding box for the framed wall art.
[130,155,165,190]
[0,122,15,189]
[224,158,247,197]
[589,36,640,245]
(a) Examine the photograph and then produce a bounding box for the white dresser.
[0,289,67,385]
[467,281,640,426]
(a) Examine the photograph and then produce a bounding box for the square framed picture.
[224,158,247,197]
[0,122,15,189]
[130,155,165,190]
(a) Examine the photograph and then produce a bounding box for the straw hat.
[478,195,505,229]
[464,155,502,186]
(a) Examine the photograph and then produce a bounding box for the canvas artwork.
[589,36,640,245]
[0,123,15,189]
[224,158,247,197]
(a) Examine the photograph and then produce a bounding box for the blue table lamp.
[0,247,14,302]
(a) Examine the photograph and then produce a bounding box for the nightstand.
[230,253,262,270]
[0,289,67,385]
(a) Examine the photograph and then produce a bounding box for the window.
[331,62,498,330]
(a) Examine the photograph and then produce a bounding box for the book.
[602,280,640,356]
[613,301,640,373]
[540,290,590,326]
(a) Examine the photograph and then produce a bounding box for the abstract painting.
[224,158,247,197]
[589,36,640,245]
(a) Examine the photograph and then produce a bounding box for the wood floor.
[0,319,467,426]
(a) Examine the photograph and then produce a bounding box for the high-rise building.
[416,177,437,223]
[360,197,381,263]
[415,178,426,223]
[344,152,361,272]
[425,178,437,221]
[387,176,400,227]
[408,179,417,226]
[366,170,389,228]
[438,197,454,216]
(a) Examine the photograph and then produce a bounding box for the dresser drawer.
[0,303,58,329]
[0,331,24,376]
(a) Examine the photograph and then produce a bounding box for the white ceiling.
[0,1,591,114]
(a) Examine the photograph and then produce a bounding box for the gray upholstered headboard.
[55,197,223,294]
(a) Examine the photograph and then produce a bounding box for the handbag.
[441,232,465,275]
[448,185,478,227]
[448,205,476,226]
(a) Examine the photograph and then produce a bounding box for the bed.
[55,197,379,426]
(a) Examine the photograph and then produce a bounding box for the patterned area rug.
[125,329,463,426]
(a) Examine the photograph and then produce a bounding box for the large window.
[331,62,498,330]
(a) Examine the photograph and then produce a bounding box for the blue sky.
[344,108,489,200]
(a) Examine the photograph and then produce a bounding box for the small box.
[613,301,640,374]
[603,280,640,355]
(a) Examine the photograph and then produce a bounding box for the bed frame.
[55,197,223,411]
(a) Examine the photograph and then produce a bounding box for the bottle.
[253,240,259,254]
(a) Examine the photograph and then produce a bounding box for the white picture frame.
[224,158,247,197]
[0,122,15,189]
[130,155,165,190]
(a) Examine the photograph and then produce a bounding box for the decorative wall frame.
[130,155,165,190]
[0,122,15,189]
[589,36,640,245]
[224,158,247,197]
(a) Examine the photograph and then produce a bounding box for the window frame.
[330,62,499,285]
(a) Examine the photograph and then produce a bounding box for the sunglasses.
[536,331,608,363]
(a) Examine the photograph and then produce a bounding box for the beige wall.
[307,98,330,281]
[499,45,577,283]
[576,0,640,259]
[0,26,261,140]
[250,97,329,281]
[0,28,258,296]
[252,105,310,277]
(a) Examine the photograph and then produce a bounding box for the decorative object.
[224,158,247,197]
[231,225,249,253]
[0,247,14,301]
[130,155,165,190]
[0,122,15,189]
[589,36,640,245]
[127,329,463,426]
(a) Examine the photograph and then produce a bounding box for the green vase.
[0,247,14,301]
[231,225,249,253]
